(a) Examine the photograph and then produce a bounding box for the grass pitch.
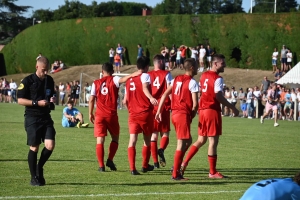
[0,103,299,200]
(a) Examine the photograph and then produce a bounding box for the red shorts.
[198,109,222,137]
[94,115,120,137]
[153,109,170,133]
[171,113,191,140]
[128,112,153,135]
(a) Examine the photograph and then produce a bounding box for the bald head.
[37,56,49,67]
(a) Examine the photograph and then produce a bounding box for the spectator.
[224,87,231,116]
[272,48,278,73]
[116,43,125,67]
[74,80,80,106]
[109,47,115,64]
[179,45,187,69]
[280,45,287,72]
[286,49,293,71]
[62,100,89,128]
[161,47,170,70]
[59,82,65,106]
[238,88,247,117]
[189,46,198,62]
[230,86,238,116]
[283,89,293,120]
[274,68,283,82]
[137,44,144,59]
[169,45,177,70]
[114,53,121,74]
[9,79,17,103]
[261,76,270,94]
[84,82,91,103]
[247,88,254,119]
[296,88,300,121]
[291,88,297,120]
[199,44,206,72]
[65,82,71,104]
[176,47,181,69]
[253,86,262,117]
[50,60,60,72]
[206,45,214,70]
[36,53,42,61]
[279,86,286,120]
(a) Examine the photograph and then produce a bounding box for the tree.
[220,0,244,14]
[252,0,297,13]
[0,0,31,44]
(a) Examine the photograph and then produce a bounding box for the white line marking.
[0,191,243,199]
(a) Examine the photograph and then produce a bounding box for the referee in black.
[17,56,56,186]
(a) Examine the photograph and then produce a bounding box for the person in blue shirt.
[137,44,144,59]
[62,100,88,128]
[240,172,300,200]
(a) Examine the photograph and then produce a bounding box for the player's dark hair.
[137,56,150,70]
[153,54,165,70]
[67,100,74,104]
[212,54,225,63]
[102,62,114,73]
[183,58,196,71]
[294,172,300,185]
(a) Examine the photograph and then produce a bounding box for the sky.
[14,0,258,17]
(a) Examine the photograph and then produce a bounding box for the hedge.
[1,13,300,74]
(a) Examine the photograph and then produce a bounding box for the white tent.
[276,62,300,88]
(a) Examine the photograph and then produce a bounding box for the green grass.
[0,103,299,199]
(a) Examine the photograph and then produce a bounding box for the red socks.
[183,145,199,165]
[108,141,118,161]
[96,144,104,167]
[128,147,136,171]
[172,150,184,178]
[151,141,158,163]
[142,146,151,168]
[160,136,169,150]
[208,155,217,175]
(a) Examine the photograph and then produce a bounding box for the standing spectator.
[199,45,206,72]
[286,49,293,71]
[176,47,181,69]
[253,86,262,117]
[137,44,144,59]
[123,56,158,175]
[109,47,115,64]
[189,46,199,61]
[297,88,300,121]
[283,89,292,120]
[155,58,199,180]
[88,63,139,172]
[116,43,125,67]
[247,88,254,119]
[17,56,56,186]
[290,88,297,120]
[260,83,280,127]
[230,86,238,116]
[148,55,173,168]
[0,79,2,102]
[279,86,286,120]
[169,45,177,70]
[224,87,231,116]
[272,48,278,73]
[65,82,71,104]
[179,54,239,179]
[280,45,287,72]
[84,82,91,104]
[179,45,187,69]
[58,82,65,106]
[161,48,170,70]
[261,76,270,94]
[206,45,214,70]
[114,53,121,74]
[74,80,80,106]
[9,79,17,103]
[238,88,247,117]
[1,77,8,102]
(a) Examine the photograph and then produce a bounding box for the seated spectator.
[51,60,60,72]
[274,68,283,82]
[283,89,293,120]
[62,100,89,128]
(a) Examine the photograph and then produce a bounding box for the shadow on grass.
[0,159,95,162]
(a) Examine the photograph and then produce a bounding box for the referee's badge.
[18,83,24,90]
[46,89,51,96]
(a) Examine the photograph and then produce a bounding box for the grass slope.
[0,103,299,199]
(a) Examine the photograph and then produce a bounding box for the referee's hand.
[38,100,49,107]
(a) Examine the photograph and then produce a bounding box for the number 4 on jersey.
[153,77,160,89]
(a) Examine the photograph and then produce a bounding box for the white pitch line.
[0,191,243,199]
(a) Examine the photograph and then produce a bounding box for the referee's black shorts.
[24,115,56,146]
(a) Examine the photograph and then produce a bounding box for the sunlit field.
[0,103,299,200]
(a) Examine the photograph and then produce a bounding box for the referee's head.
[36,56,49,79]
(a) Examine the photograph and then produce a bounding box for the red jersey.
[199,71,222,112]
[148,70,171,110]
[171,75,195,115]
[125,74,153,117]
[92,76,119,117]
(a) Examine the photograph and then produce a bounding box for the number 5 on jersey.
[202,79,208,93]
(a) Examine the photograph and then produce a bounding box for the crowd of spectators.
[0,78,17,103]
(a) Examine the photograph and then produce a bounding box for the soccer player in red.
[123,56,158,175]
[180,54,239,178]
[89,62,140,172]
[155,58,199,180]
[148,54,172,168]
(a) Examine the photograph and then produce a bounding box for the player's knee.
[30,146,39,152]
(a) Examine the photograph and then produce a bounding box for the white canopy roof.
[277,62,300,87]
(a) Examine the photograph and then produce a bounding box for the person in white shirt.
[189,46,198,61]
[109,47,115,64]
[59,82,65,106]
[286,49,293,71]
[9,79,17,103]
[230,86,238,117]
[272,48,278,73]
[198,45,206,72]
[296,88,300,121]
